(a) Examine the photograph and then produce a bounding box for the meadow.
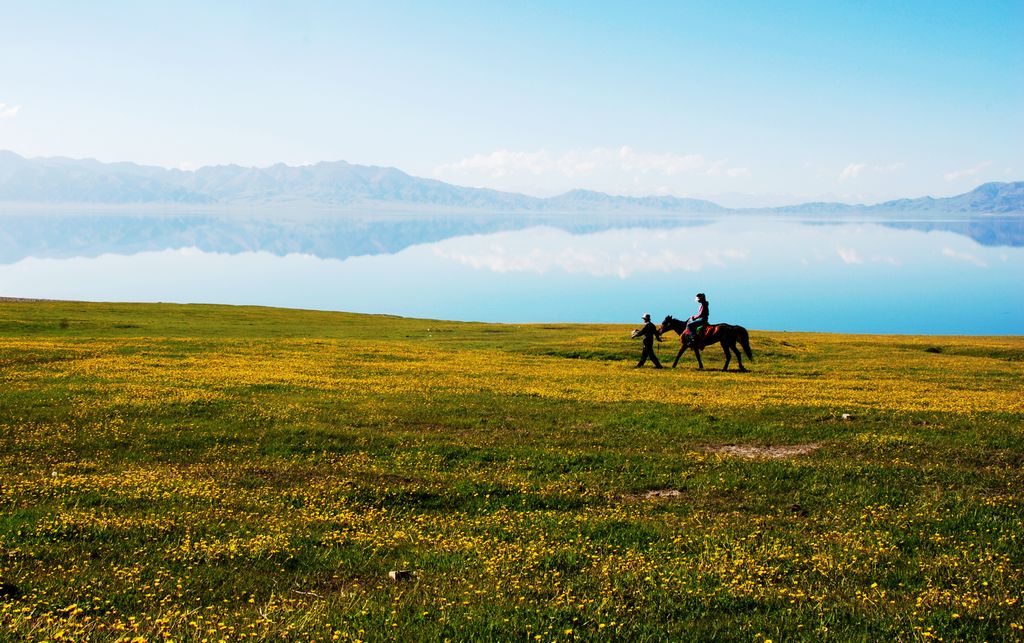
[0,300,1021,641]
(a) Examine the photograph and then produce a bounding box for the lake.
[1,213,1021,335]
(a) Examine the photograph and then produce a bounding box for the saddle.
[686,324,710,348]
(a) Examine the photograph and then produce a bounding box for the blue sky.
[1,1,1021,205]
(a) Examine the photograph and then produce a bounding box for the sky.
[1,0,1022,206]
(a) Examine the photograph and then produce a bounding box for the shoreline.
[2,298,1021,338]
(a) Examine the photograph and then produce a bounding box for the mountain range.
[0,150,1021,215]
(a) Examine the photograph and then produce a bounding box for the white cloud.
[839,163,867,181]
[434,146,749,184]
[941,247,987,268]
[0,103,21,119]
[943,161,993,182]
[437,149,549,178]
[839,162,905,181]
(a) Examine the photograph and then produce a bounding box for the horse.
[659,315,753,371]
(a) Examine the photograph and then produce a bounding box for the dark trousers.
[686,320,706,346]
[636,343,662,368]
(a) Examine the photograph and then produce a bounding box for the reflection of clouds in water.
[801,249,828,266]
[836,246,901,266]
[430,223,926,277]
[430,227,749,278]
[427,223,932,278]
[837,246,864,265]
[941,247,987,268]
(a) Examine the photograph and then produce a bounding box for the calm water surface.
[2,217,1021,334]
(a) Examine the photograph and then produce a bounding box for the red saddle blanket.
[686,324,721,345]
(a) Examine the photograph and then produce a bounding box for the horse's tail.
[738,326,753,360]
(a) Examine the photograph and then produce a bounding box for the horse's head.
[659,315,674,334]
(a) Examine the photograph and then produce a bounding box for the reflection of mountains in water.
[880,218,1024,247]
[0,212,1021,264]
[0,213,708,263]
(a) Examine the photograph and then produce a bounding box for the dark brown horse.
[659,315,753,371]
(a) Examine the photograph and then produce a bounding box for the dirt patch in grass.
[641,488,683,499]
[704,443,822,459]
[621,488,685,502]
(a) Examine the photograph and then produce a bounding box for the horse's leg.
[721,342,731,371]
[733,343,747,372]
[672,344,685,368]
[694,347,704,369]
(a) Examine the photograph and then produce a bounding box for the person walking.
[632,313,663,368]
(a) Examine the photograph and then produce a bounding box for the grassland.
[0,300,1022,641]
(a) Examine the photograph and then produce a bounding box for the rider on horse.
[685,293,709,347]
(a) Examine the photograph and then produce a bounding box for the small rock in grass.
[841,413,854,421]
[389,570,413,581]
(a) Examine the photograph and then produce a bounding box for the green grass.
[0,299,1021,641]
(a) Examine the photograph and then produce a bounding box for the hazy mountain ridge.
[0,151,212,204]
[547,189,724,213]
[0,151,1020,214]
[870,180,1024,214]
[770,182,1024,215]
